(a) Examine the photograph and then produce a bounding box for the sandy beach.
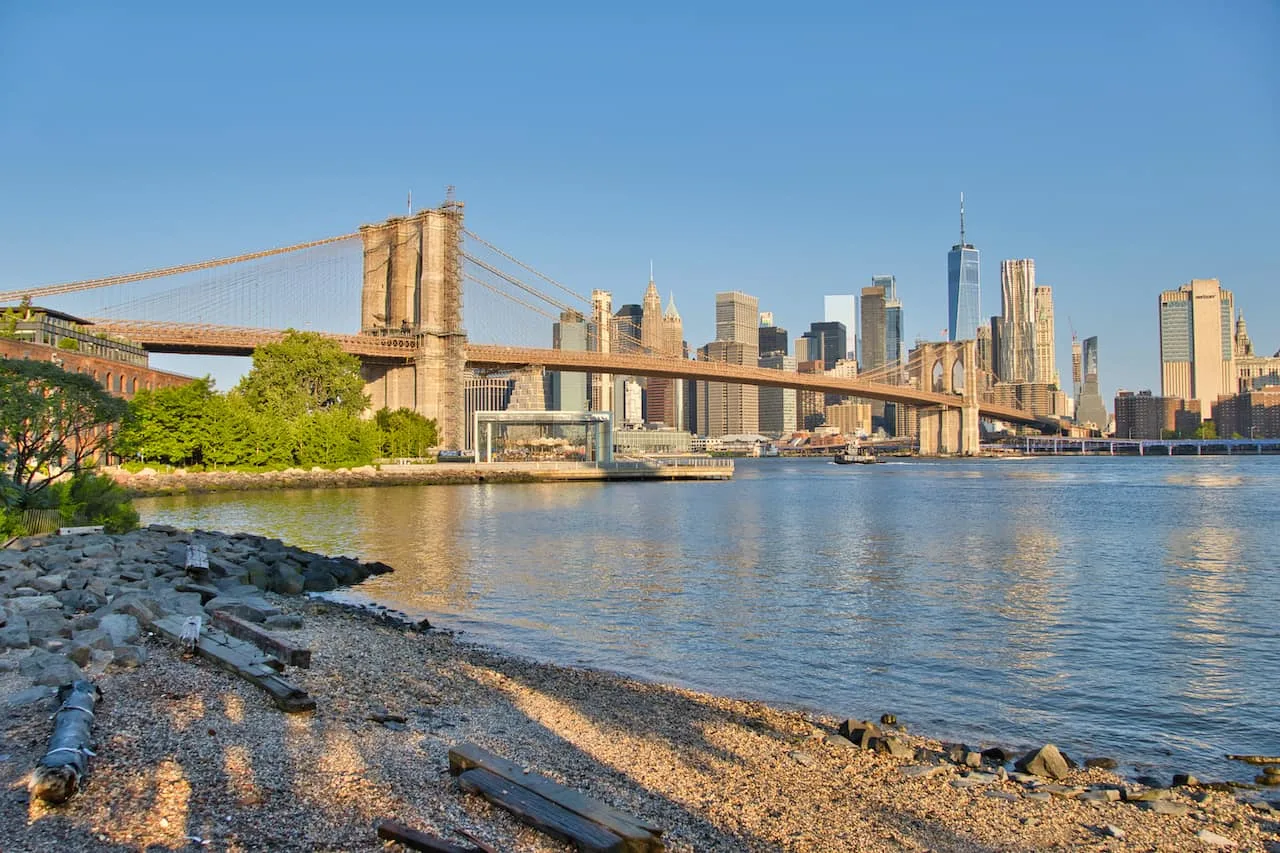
[2,530,1279,852]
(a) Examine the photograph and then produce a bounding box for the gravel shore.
[2,532,1279,852]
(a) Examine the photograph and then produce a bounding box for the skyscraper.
[998,259,1036,383]
[876,275,904,369]
[590,289,613,413]
[1033,285,1057,386]
[646,293,685,427]
[704,291,760,437]
[1071,335,1083,404]
[824,294,857,360]
[758,353,798,436]
[640,276,663,353]
[1076,335,1108,428]
[550,310,588,411]
[947,193,981,341]
[759,322,788,356]
[860,285,887,374]
[1159,278,1235,416]
[808,321,847,372]
[613,304,643,353]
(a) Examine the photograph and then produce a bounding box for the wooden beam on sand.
[211,610,312,668]
[151,615,315,713]
[374,819,482,853]
[458,768,626,853]
[448,743,664,852]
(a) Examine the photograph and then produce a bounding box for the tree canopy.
[0,359,127,503]
[237,330,368,419]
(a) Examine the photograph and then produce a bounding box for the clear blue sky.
[2,1,1277,403]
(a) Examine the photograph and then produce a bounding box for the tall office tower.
[613,304,643,353]
[1159,279,1235,416]
[759,322,789,356]
[759,311,775,326]
[947,193,981,341]
[976,325,993,374]
[622,379,644,425]
[646,294,685,428]
[758,353,798,436]
[796,333,815,363]
[860,285,887,374]
[877,274,904,371]
[1234,312,1253,358]
[550,310,589,411]
[641,276,663,353]
[1033,285,1058,386]
[590,289,613,413]
[1076,335,1107,428]
[808,321,847,372]
[824,294,858,360]
[1071,335,1083,402]
[796,360,826,429]
[716,291,759,346]
[998,259,1036,383]
[703,291,760,437]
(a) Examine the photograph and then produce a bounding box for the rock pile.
[0,525,391,697]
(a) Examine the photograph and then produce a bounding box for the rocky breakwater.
[115,465,537,497]
[0,525,391,696]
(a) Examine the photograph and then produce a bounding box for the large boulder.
[1015,744,1070,780]
[99,613,142,646]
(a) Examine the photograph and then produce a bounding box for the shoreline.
[2,529,1278,851]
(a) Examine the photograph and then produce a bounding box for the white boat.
[833,446,881,465]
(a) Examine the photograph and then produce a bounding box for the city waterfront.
[135,456,1280,783]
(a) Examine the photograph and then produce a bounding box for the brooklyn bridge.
[0,197,1054,454]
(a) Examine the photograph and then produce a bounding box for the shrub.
[54,472,139,533]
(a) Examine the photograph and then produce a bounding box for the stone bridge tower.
[358,199,466,449]
[911,339,979,455]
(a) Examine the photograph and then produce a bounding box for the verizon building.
[1159,279,1235,417]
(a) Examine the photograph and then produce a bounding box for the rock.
[204,596,279,623]
[980,747,1009,765]
[56,588,108,613]
[1101,825,1125,840]
[99,592,160,624]
[1039,784,1085,799]
[984,790,1020,801]
[824,734,856,750]
[31,575,65,593]
[1172,773,1200,787]
[264,614,303,630]
[73,628,114,651]
[837,719,879,749]
[81,541,116,559]
[1195,830,1237,848]
[99,613,141,645]
[1084,756,1118,769]
[1023,791,1052,801]
[963,750,983,768]
[66,643,93,667]
[272,566,305,596]
[1080,788,1122,802]
[879,713,897,726]
[8,595,63,613]
[873,736,915,760]
[4,685,55,710]
[23,608,70,639]
[788,751,814,767]
[302,571,338,592]
[1135,799,1190,816]
[1126,788,1172,802]
[0,620,31,649]
[900,765,948,779]
[1015,744,1070,780]
[110,645,148,669]
[33,658,85,687]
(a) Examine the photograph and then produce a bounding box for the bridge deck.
[89,321,1048,426]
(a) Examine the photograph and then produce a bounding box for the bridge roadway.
[89,320,1049,427]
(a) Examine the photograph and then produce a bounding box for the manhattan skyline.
[0,2,1276,404]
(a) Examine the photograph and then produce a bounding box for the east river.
[135,455,1280,782]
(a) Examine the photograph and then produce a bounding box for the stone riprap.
[0,525,390,692]
[114,465,539,497]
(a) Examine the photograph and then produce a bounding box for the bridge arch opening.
[931,359,945,393]
[951,360,965,394]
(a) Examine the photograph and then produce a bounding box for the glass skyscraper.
[947,194,981,341]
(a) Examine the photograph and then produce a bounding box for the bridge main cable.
[0,232,360,303]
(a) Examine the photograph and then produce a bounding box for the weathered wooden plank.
[448,743,663,850]
[152,615,315,713]
[458,768,625,853]
[211,610,311,668]
[374,819,481,853]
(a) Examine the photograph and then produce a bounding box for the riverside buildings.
[947,194,981,341]
[1159,279,1235,417]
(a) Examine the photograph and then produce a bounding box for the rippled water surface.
[136,456,1280,780]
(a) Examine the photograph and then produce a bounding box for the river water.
[135,456,1280,782]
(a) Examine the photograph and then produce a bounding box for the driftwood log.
[29,680,102,804]
[1226,754,1280,765]
[151,615,315,712]
[374,819,482,853]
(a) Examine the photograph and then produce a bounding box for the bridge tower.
[358,198,466,449]
[913,339,980,456]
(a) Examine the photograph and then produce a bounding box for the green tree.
[115,377,217,465]
[238,330,368,420]
[0,359,127,504]
[375,407,438,458]
[52,471,139,533]
[1193,420,1218,440]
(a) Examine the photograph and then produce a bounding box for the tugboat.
[834,443,881,465]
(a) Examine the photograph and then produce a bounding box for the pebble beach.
[2,527,1278,852]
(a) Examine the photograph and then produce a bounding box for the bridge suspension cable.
[0,232,360,303]
[464,229,589,306]
[464,273,559,322]
[461,252,579,316]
